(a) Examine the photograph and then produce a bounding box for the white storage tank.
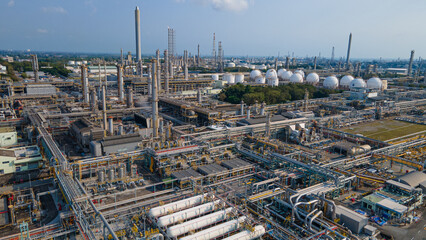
[235,74,244,83]
[223,73,235,84]
[211,74,219,81]
[367,77,382,90]
[180,216,247,240]
[250,70,262,80]
[340,75,354,88]
[227,62,236,68]
[265,69,278,80]
[281,71,293,80]
[277,68,286,80]
[350,78,366,89]
[381,79,388,90]
[306,72,319,84]
[267,77,279,86]
[222,225,266,240]
[68,60,75,65]
[289,73,303,83]
[294,69,305,78]
[255,76,266,84]
[323,76,339,89]
[148,194,206,218]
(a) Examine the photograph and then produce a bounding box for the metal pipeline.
[309,210,323,231]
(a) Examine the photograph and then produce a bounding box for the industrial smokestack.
[81,65,89,103]
[184,50,188,80]
[31,54,39,83]
[108,117,114,135]
[156,49,161,92]
[126,87,133,108]
[408,50,415,77]
[285,57,290,70]
[151,59,159,138]
[90,88,97,112]
[313,56,317,71]
[346,33,352,70]
[102,85,107,132]
[135,6,141,62]
[164,49,169,95]
[197,44,200,67]
[117,65,124,102]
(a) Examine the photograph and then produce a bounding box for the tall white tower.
[135,6,141,62]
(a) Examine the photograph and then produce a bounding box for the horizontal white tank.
[235,74,244,83]
[148,194,205,218]
[255,76,266,84]
[222,225,266,240]
[179,216,247,240]
[157,200,222,228]
[167,207,234,238]
[212,74,219,81]
[223,73,235,84]
[227,62,236,68]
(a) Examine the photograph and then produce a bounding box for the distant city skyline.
[1,0,426,59]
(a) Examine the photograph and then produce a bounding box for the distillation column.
[117,64,124,102]
[164,49,169,95]
[151,60,159,138]
[81,65,89,103]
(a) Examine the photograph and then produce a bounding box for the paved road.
[379,208,426,240]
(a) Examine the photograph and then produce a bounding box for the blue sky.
[1,0,425,59]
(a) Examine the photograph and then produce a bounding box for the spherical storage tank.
[289,73,303,83]
[340,75,354,87]
[367,77,382,90]
[281,71,293,80]
[235,74,244,83]
[255,76,266,84]
[294,70,305,78]
[211,74,219,81]
[267,77,279,86]
[266,69,278,80]
[223,73,235,84]
[250,70,262,80]
[306,73,319,84]
[277,68,286,79]
[323,76,339,89]
[227,62,236,68]
[350,78,366,89]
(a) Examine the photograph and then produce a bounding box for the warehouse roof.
[172,168,203,180]
[197,163,227,176]
[377,198,408,215]
[397,171,426,187]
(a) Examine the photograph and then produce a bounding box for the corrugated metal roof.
[198,163,227,175]
[172,168,203,180]
[398,171,426,187]
[221,159,252,170]
[377,198,407,214]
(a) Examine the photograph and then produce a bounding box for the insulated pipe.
[309,210,323,231]
[291,200,319,223]
[304,209,318,228]
[318,193,337,220]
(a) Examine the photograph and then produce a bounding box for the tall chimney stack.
[102,85,107,132]
[346,33,352,70]
[117,65,124,102]
[151,60,159,138]
[81,65,89,103]
[135,6,141,62]
[156,49,161,92]
[408,50,415,77]
[164,49,169,95]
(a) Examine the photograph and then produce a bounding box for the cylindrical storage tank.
[277,68,286,80]
[340,75,354,88]
[68,60,75,65]
[255,76,266,84]
[323,76,339,89]
[148,194,206,218]
[227,62,236,68]
[306,73,319,84]
[381,79,388,90]
[235,74,244,83]
[167,207,233,238]
[265,69,278,80]
[222,225,266,240]
[350,78,366,89]
[267,77,279,86]
[289,73,303,83]
[223,73,235,84]
[211,74,219,81]
[294,70,305,78]
[82,60,88,64]
[98,169,105,183]
[367,77,382,90]
[157,200,223,228]
[108,167,115,182]
[250,70,262,80]
[118,164,126,179]
[179,216,247,240]
[281,71,293,80]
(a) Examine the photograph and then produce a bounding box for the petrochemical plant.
[1,5,426,240]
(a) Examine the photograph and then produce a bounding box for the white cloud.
[37,29,48,34]
[178,0,250,12]
[8,0,15,7]
[210,0,249,12]
[42,6,67,14]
